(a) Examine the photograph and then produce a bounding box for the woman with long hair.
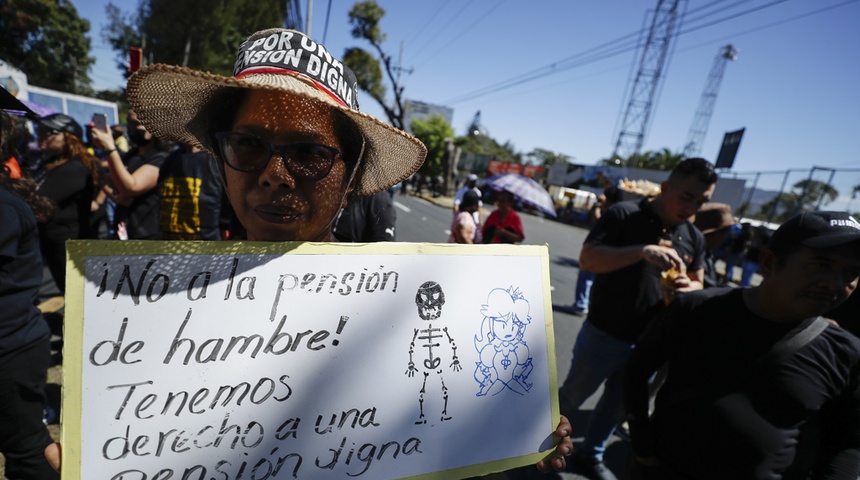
[35,113,102,293]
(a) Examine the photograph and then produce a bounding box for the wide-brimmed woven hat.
[694,202,735,235]
[127,28,426,195]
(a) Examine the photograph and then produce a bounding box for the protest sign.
[63,241,560,479]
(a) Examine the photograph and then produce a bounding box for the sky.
[73,0,860,205]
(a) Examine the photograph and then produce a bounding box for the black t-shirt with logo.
[157,149,225,240]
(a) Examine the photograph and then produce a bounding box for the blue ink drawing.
[406,281,461,424]
[474,286,534,396]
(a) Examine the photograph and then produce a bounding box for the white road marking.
[394,201,411,213]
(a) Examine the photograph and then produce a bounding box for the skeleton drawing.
[474,286,533,396]
[406,281,461,424]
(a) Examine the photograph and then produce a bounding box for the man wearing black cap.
[624,211,860,479]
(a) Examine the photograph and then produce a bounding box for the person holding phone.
[89,109,169,239]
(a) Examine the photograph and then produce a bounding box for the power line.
[433,0,748,103]
[408,0,476,60]
[677,0,860,52]
[404,0,453,50]
[412,0,510,68]
[441,0,848,105]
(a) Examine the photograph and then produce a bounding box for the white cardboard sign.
[63,241,560,480]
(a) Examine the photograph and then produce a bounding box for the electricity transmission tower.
[682,44,738,158]
[611,0,684,165]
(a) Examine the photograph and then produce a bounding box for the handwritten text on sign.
[70,244,556,480]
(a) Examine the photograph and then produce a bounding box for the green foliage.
[454,133,520,163]
[102,0,283,79]
[0,0,94,93]
[527,148,572,166]
[348,1,385,44]
[410,114,454,177]
[343,48,385,103]
[598,148,684,171]
[758,179,839,223]
[345,0,406,129]
[102,2,141,78]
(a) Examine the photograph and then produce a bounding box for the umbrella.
[483,173,557,217]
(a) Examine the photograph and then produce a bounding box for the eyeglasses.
[215,132,340,180]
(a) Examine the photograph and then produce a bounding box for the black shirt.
[333,191,397,242]
[625,288,860,479]
[36,158,95,240]
[157,148,225,240]
[585,198,706,343]
[0,186,51,358]
[116,149,168,240]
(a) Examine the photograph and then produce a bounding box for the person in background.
[567,186,622,315]
[558,158,717,480]
[738,225,772,287]
[692,202,737,288]
[0,109,60,479]
[482,190,525,244]
[624,211,860,480]
[90,108,169,239]
[111,124,129,153]
[453,173,481,211]
[454,173,483,242]
[334,190,397,242]
[449,190,481,244]
[34,114,102,293]
[157,143,226,240]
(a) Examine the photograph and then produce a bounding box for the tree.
[527,148,572,166]
[759,179,839,223]
[102,0,283,80]
[0,0,94,93]
[410,114,454,177]
[455,131,520,164]
[598,148,684,171]
[343,1,408,130]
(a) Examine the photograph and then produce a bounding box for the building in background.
[0,60,119,128]
[403,99,453,133]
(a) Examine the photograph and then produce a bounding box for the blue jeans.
[574,270,596,310]
[558,321,634,461]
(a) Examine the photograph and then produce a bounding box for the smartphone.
[93,113,108,131]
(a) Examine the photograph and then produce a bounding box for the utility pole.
[682,44,738,158]
[393,41,414,84]
[306,0,313,36]
[611,0,684,166]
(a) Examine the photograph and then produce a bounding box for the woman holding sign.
[47,27,572,474]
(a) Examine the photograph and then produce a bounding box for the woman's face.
[225,90,352,241]
[38,129,65,156]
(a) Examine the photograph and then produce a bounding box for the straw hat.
[127,28,426,195]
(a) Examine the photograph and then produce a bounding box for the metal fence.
[719,166,860,222]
